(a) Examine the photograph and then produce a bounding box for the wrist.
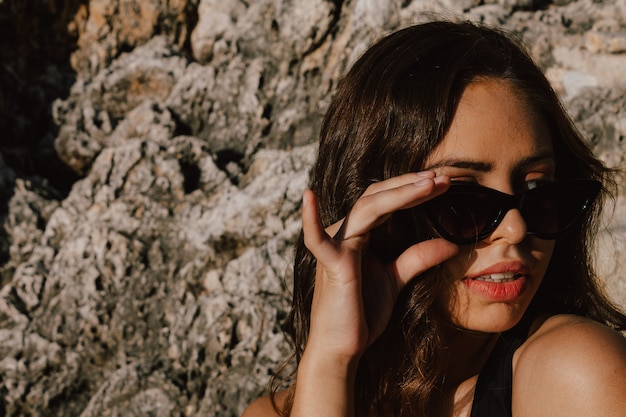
[298,345,362,381]
[290,347,361,417]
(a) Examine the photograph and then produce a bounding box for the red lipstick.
[463,262,530,302]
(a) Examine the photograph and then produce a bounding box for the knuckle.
[352,193,377,215]
[363,180,383,196]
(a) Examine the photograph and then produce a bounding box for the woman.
[244,21,626,417]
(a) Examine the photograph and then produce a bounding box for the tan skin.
[243,79,626,417]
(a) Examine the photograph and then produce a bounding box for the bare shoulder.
[242,390,290,417]
[512,314,626,417]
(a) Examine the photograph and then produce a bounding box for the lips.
[472,271,520,283]
[463,262,530,301]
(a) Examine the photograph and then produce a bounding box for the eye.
[523,177,554,191]
[450,176,479,184]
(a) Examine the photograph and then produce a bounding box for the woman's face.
[425,78,556,333]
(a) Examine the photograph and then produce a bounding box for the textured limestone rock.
[1,0,625,416]
[1,134,312,416]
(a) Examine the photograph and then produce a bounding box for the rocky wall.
[0,0,625,416]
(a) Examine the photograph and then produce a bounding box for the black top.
[469,324,530,417]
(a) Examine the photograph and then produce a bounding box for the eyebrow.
[425,159,492,171]
[425,150,555,173]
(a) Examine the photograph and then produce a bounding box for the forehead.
[426,78,554,168]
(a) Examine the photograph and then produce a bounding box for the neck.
[442,326,499,389]
[432,327,499,417]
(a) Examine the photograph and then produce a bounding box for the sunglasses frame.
[419,179,601,245]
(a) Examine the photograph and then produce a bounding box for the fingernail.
[434,175,449,185]
[414,178,432,187]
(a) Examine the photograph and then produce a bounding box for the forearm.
[290,348,361,417]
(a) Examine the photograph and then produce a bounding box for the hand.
[301,171,460,362]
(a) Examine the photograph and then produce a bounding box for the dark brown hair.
[272,20,626,417]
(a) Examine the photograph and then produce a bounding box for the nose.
[489,208,528,244]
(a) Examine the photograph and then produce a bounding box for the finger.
[324,172,441,238]
[338,176,449,241]
[390,238,459,289]
[362,171,436,197]
[302,190,340,262]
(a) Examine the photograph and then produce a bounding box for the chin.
[442,294,533,334]
[460,320,521,334]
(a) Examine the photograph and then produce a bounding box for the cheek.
[438,245,478,282]
[432,249,475,324]
[434,238,557,330]
[530,238,556,279]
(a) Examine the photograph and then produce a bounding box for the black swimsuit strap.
[469,320,531,417]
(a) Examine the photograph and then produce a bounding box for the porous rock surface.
[0,0,625,416]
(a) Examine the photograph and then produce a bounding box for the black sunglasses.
[418,179,601,245]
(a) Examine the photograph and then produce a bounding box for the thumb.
[390,239,459,290]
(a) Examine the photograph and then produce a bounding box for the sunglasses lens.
[523,180,600,238]
[521,187,560,235]
[423,188,501,243]
[421,180,600,244]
